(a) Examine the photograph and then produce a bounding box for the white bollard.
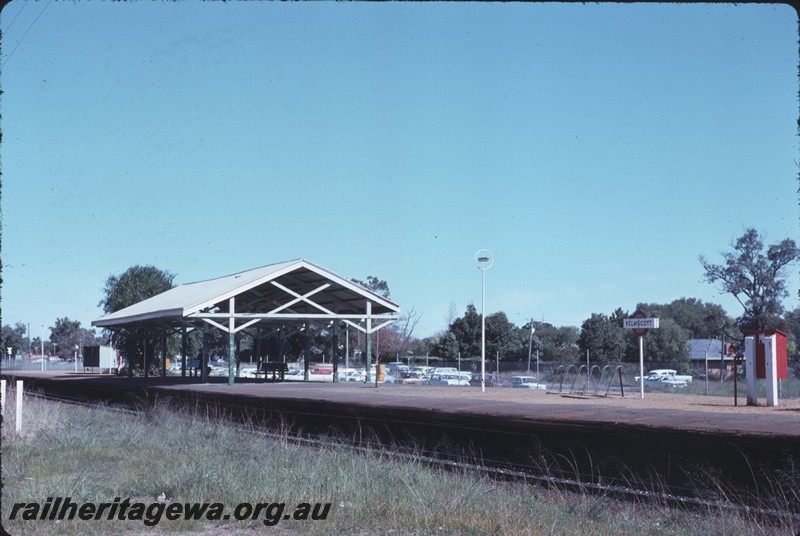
[15,380,23,434]
[762,334,779,407]
[744,336,757,406]
[1,379,5,417]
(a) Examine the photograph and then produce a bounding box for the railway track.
[17,386,800,527]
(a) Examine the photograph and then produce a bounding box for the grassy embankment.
[1,390,797,535]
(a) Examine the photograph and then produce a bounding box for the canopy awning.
[92,258,400,335]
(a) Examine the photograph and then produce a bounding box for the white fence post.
[15,380,23,434]
[744,336,757,406]
[1,379,5,417]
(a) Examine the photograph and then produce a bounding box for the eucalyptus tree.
[485,311,522,363]
[700,228,798,333]
[662,298,735,340]
[578,313,626,364]
[1,323,27,357]
[48,317,95,358]
[529,321,580,363]
[448,304,482,358]
[99,265,176,371]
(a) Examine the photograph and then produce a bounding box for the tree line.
[427,298,751,373]
[4,228,797,375]
[426,228,799,372]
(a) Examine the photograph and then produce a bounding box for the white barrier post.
[15,380,23,434]
[1,379,5,417]
[639,336,645,400]
[744,336,757,406]
[762,334,779,407]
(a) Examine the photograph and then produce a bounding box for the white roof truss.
[93,259,400,336]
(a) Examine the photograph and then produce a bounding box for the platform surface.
[5,370,799,438]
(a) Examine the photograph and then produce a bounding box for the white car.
[429,373,470,386]
[432,367,459,375]
[509,376,547,390]
[635,369,691,388]
[283,369,305,381]
[635,374,688,390]
[646,369,692,383]
[341,370,365,382]
[411,366,435,378]
[239,367,258,378]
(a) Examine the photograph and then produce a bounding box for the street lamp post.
[74,344,79,373]
[474,249,494,393]
[527,323,535,373]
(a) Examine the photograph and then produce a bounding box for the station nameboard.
[623,318,659,329]
[623,310,659,337]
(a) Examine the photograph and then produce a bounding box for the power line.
[3,0,29,33]
[1,0,52,70]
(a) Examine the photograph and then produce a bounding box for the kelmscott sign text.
[623,318,659,329]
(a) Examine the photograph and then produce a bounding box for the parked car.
[635,372,688,390]
[283,369,305,381]
[645,377,687,390]
[429,373,470,386]
[469,373,512,388]
[399,370,428,384]
[310,364,333,375]
[239,365,258,378]
[365,372,397,384]
[646,369,693,383]
[208,366,229,377]
[509,376,547,390]
[635,369,692,388]
[386,362,409,374]
[412,366,435,378]
[341,370,365,382]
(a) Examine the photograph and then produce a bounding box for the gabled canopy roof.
[92,259,400,332]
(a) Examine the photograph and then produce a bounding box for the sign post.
[623,310,660,399]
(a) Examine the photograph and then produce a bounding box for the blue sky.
[2,2,798,339]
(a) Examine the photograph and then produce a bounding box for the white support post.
[1,379,5,417]
[366,301,373,387]
[639,336,645,400]
[480,267,486,393]
[762,334,778,407]
[229,297,236,386]
[744,336,757,406]
[16,380,23,434]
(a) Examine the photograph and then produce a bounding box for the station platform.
[3,370,799,438]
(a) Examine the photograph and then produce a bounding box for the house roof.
[92,258,400,330]
[687,339,734,360]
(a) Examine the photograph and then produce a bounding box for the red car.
[469,373,512,388]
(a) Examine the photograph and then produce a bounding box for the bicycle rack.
[568,365,587,395]
[587,365,603,395]
[550,363,625,398]
[594,365,611,396]
[593,365,625,397]
[547,365,565,394]
[549,365,579,394]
